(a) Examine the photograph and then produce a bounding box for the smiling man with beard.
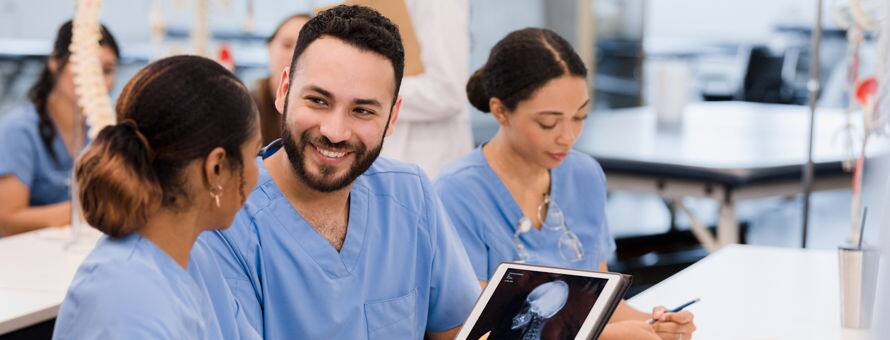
[195,5,480,340]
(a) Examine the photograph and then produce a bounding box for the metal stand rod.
[802,0,824,249]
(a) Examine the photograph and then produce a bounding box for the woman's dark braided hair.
[26,20,120,164]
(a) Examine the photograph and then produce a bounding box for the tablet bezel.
[456,262,625,340]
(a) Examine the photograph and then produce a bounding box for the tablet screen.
[467,268,609,340]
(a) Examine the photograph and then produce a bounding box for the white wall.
[873,4,890,339]
[0,0,545,68]
[0,0,328,41]
[468,0,544,71]
[0,1,845,47]
[645,0,824,44]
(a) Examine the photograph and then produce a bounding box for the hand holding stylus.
[648,298,699,340]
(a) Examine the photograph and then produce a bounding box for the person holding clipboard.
[435,28,697,340]
[318,0,472,178]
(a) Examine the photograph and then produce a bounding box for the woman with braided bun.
[52,55,262,340]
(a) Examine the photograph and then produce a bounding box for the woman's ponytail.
[76,121,161,237]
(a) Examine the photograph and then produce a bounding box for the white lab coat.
[381,0,473,179]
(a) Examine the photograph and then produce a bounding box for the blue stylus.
[646,298,700,324]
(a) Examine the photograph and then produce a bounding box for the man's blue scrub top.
[198,146,481,339]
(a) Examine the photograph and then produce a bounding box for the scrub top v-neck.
[435,147,616,280]
[198,143,480,339]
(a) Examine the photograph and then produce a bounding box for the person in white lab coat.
[380,0,473,178]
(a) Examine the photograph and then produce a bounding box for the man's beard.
[281,123,383,193]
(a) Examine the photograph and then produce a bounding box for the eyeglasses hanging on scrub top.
[512,193,584,263]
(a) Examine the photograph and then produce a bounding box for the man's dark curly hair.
[288,5,405,103]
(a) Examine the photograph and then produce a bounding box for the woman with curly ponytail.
[53,55,262,339]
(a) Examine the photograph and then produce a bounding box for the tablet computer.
[456,262,631,340]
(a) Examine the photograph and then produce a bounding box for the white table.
[628,244,872,340]
[473,102,864,251]
[575,102,864,251]
[0,227,101,335]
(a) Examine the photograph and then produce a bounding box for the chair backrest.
[738,46,794,104]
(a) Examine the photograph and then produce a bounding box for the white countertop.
[0,227,101,334]
[628,244,873,340]
[0,230,878,338]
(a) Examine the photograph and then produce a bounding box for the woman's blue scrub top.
[0,104,78,206]
[53,233,260,339]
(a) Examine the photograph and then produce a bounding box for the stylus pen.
[646,298,700,325]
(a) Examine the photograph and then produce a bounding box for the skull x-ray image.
[467,268,609,340]
[511,280,570,340]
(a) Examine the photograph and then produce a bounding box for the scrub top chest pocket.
[364,288,418,339]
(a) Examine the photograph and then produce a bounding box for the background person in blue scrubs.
[197,5,481,339]
[435,28,696,340]
[251,13,311,146]
[0,20,119,236]
[53,56,263,340]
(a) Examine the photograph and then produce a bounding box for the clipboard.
[315,0,425,76]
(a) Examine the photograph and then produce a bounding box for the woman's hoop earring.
[210,184,223,208]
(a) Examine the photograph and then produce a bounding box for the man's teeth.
[316,146,346,158]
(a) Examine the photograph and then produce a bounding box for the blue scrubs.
[435,147,617,280]
[0,104,78,206]
[197,145,481,339]
[53,233,260,340]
